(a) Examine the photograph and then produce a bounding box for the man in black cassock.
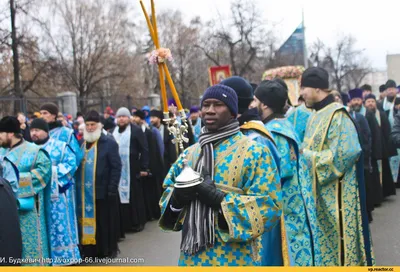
[364,94,397,200]
[150,110,177,179]
[0,175,22,265]
[132,110,164,221]
[111,107,149,232]
[347,89,374,221]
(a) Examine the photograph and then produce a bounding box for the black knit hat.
[379,84,386,93]
[386,79,397,89]
[254,80,288,113]
[220,76,253,114]
[0,116,21,134]
[133,110,146,120]
[30,118,49,133]
[201,84,238,117]
[301,67,329,89]
[40,103,59,116]
[364,94,377,102]
[85,110,100,123]
[150,110,163,120]
[361,84,372,91]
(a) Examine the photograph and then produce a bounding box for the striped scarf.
[180,119,240,255]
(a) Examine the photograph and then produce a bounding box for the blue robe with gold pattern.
[266,118,313,266]
[286,104,312,143]
[240,120,283,266]
[0,141,52,265]
[159,132,282,266]
[41,138,81,265]
[300,102,375,266]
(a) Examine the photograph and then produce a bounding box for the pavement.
[112,191,400,266]
[370,193,400,266]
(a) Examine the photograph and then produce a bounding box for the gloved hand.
[170,186,197,209]
[196,167,226,209]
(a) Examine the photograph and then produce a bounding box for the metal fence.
[0,94,202,117]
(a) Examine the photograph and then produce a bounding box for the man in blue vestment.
[250,79,314,266]
[0,116,52,265]
[30,118,80,266]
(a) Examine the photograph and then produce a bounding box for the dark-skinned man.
[159,84,282,266]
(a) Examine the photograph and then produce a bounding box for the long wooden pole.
[139,0,183,112]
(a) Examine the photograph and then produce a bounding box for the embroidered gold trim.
[240,122,275,145]
[220,200,235,239]
[336,181,341,266]
[19,177,31,187]
[251,239,261,263]
[214,137,248,167]
[216,183,244,194]
[281,215,290,266]
[32,169,46,188]
[244,196,263,239]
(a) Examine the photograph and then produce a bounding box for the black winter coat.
[81,133,122,199]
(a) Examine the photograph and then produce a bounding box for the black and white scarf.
[180,119,240,255]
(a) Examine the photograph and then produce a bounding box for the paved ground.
[114,191,400,266]
[370,193,400,266]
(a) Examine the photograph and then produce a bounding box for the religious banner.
[208,65,232,86]
[262,66,305,106]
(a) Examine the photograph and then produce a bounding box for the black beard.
[387,96,396,102]
[351,105,362,112]
[366,107,376,113]
[33,136,50,145]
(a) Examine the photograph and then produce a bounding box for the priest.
[251,79,314,266]
[299,67,374,266]
[132,109,164,220]
[76,111,122,259]
[0,116,52,265]
[346,89,374,222]
[0,158,22,265]
[364,94,397,198]
[30,118,80,265]
[40,102,82,249]
[111,107,149,232]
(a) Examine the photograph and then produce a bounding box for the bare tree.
[310,35,371,92]
[40,0,135,112]
[197,0,276,82]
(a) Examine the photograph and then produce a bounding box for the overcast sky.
[152,0,399,70]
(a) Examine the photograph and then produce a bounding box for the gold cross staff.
[139,0,189,155]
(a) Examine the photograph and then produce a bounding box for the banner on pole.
[208,65,232,86]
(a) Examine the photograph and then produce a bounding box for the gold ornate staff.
[139,0,189,153]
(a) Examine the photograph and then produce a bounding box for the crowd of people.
[1,66,400,266]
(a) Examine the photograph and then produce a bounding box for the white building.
[359,70,387,96]
[387,54,400,86]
